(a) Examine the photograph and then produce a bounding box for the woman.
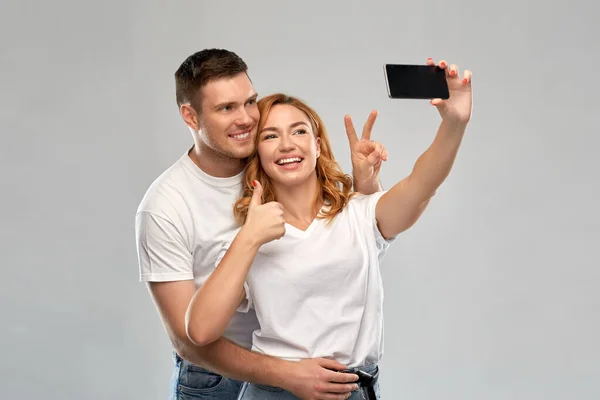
[186,58,472,399]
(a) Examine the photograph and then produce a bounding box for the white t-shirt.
[215,191,396,367]
[135,152,260,349]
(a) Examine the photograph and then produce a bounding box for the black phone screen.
[384,64,449,100]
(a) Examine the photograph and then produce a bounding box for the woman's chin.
[269,171,314,189]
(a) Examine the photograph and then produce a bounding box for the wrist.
[353,176,375,184]
[440,118,468,132]
[353,175,382,194]
[237,225,262,252]
[352,170,374,184]
[266,359,298,390]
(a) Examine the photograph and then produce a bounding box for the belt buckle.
[342,368,374,387]
[342,368,377,400]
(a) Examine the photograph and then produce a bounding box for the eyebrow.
[213,93,258,110]
[261,121,309,133]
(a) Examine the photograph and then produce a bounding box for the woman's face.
[257,104,321,188]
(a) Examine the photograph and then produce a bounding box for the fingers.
[249,180,263,207]
[320,388,355,399]
[344,115,358,148]
[381,146,388,162]
[317,357,347,372]
[366,142,386,166]
[346,110,378,145]
[360,110,378,141]
[447,63,459,78]
[321,382,359,394]
[321,370,359,400]
[427,57,472,84]
[327,372,360,385]
[324,370,359,384]
[430,98,444,106]
[427,57,441,107]
[366,148,381,166]
[318,393,351,400]
[316,358,358,382]
[426,57,472,107]
[311,359,359,399]
[462,69,472,85]
[434,59,455,77]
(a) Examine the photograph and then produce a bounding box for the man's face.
[196,72,259,160]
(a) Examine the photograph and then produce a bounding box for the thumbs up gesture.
[243,180,286,246]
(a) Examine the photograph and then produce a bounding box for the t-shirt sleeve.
[355,191,398,261]
[135,211,193,282]
[214,234,253,313]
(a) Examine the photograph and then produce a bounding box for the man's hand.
[345,110,387,193]
[281,358,359,400]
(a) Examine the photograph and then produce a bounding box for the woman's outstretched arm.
[375,58,473,239]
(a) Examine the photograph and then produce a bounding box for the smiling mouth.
[229,131,250,140]
[276,157,303,166]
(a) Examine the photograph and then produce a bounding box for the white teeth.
[231,132,250,139]
[277,157,302,165]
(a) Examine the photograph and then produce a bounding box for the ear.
[315,137,321,158]
[180,104,200,131]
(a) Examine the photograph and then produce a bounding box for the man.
[135,48,387,400]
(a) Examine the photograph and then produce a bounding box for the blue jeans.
[170,352,243,400]
[236,364,381,400]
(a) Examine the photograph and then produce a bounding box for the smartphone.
[384,64,449,100]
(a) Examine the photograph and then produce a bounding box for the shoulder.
[134,156,202,247]
[137,154,243,216]
[137,156,189,213]
[345,191,387,214]
[346,191,397,250]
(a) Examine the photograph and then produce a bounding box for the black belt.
[344,366,379,400]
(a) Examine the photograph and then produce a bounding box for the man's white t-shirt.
[215,191,396,367]
[135,152,260,349]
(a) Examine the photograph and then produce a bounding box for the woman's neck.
[273,175,322,229]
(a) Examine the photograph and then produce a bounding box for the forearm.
[409,119,467,196]
[186,228,259,346]
[375,120,467,237]
[176,335,293,388]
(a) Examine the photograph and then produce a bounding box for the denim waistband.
[173,351,217,375]
[352,363,378,373]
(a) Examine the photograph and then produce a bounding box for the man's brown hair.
[174,48,248,112]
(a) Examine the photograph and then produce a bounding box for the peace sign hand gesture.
[345,110,388,185]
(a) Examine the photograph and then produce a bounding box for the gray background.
[2,0,598,399]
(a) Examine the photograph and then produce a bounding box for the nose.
[235,107,254,127]
[278,133,295,152]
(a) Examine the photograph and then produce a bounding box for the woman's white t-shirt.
[215,191,396,368]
